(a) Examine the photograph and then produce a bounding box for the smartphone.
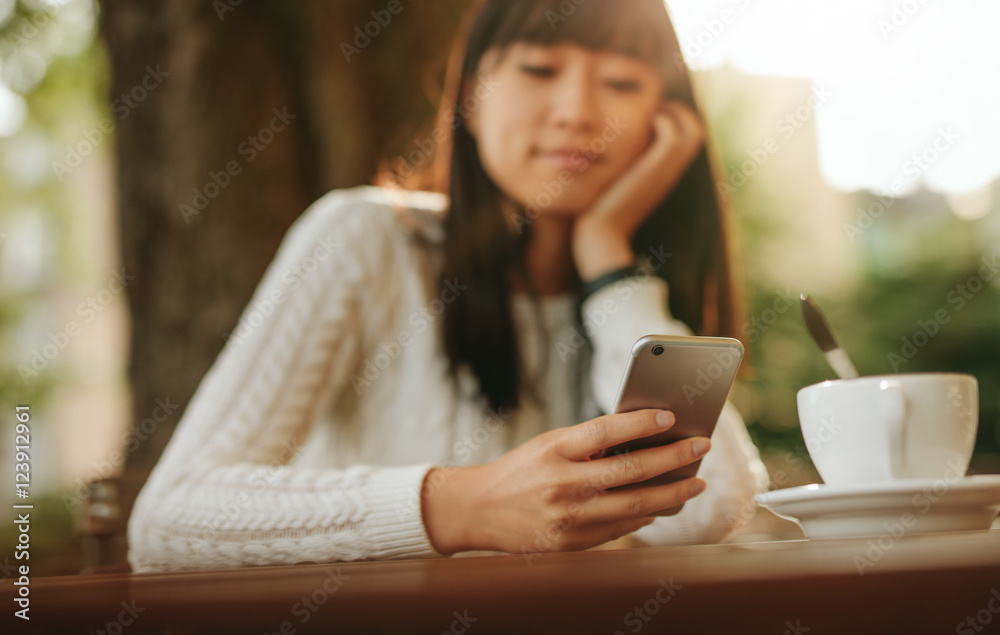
[598,334,744,516]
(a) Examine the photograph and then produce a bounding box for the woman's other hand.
[421,409,710,555]
[571,100,705,281]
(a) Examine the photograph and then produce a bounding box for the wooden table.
[4,529,999,634]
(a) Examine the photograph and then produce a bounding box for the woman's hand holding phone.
[572,100,705,281]
[421,409,710,556]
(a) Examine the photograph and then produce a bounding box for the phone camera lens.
[652,345,664,356]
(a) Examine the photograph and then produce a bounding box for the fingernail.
[692,438,710,458]
[689,480,706,497]
[656,411,674,429]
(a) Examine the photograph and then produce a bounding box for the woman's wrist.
[572,217,635,282]
[579,262,643,306]
[420,465,487,555]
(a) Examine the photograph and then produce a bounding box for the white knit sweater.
[127,185,770,573]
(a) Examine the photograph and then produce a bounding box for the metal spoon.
[800,293,860,379]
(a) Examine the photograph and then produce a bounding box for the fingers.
[574,477,707,525]
[647,101,704,173]
[518,474,707,553]
[649,110,680,154]
[576,434,711,491]
[556,409,676,461]
[637,101,703,191]
[659,100,705,147]
[564,516,657,551]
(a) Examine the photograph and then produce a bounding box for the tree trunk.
[98,0,470,471]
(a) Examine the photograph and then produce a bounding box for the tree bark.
[98,0,470,471]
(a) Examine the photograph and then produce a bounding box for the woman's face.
[464,42,665,217]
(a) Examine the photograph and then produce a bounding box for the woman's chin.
[519,190,600,217]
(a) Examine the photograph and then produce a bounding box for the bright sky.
[665,0,1000,212]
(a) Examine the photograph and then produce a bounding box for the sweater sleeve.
[581,274,770,546]
[127,191,446,573]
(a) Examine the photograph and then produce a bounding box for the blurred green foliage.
[0,0,106,416]
[1,0,106,576]
[0,492,83,576]
[710,89,1000,470]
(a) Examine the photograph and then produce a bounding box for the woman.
[127,0,769,572]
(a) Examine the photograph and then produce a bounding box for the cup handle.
[878,379,908,479]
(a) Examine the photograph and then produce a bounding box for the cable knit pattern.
[127,185,769,573]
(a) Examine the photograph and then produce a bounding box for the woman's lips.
[535,148,603,170]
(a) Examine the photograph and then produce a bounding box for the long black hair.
[379,0,742,415]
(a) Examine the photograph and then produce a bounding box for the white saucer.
[755,474,1000,540]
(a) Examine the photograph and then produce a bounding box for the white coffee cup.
[796,372,978,486]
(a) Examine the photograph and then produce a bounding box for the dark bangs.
[462,0,677,91]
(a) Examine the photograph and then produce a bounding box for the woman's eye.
[606,79,642,92]
[520,64,555,78]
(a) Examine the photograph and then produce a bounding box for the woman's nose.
[549,70,600,133]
